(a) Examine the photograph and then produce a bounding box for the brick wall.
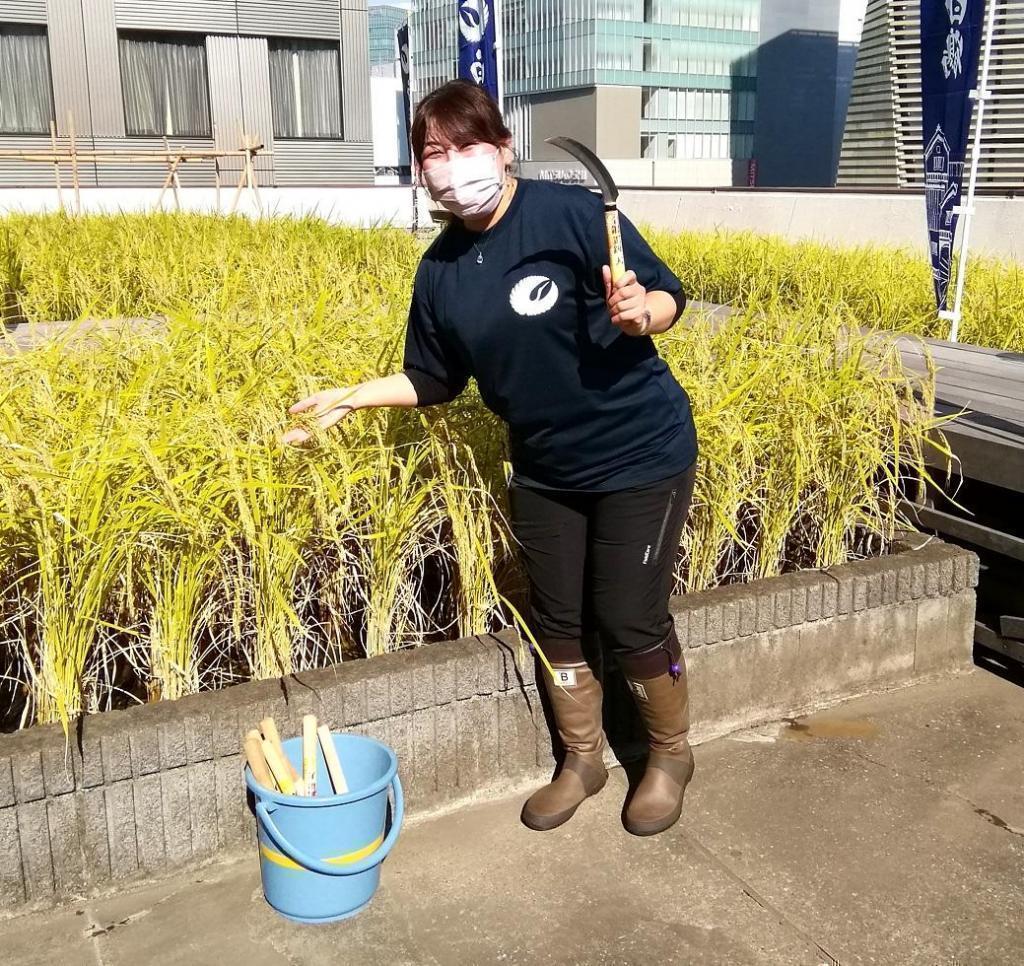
[0,539,978,911]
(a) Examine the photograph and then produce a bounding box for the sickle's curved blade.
[545,136,618,205]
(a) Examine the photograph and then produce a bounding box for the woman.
[284,80,698,837]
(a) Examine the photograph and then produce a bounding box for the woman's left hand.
[603,266,649,336]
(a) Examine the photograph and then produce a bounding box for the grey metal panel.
[271,139,373,185]
[0,134,99,187]
[237,35,275,182]
[82,0,125,137]
[92,136,217,187]
[114,0,237,34]
[237,1,340,40]
[207,36,243,155]
[340,7,371,142]
[3,1,49,24]
[205,35,274,182]
[46,0,92,137]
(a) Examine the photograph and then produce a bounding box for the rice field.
[0,212,954,731]
[649,228,1024,353]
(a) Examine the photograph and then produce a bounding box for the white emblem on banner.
[459,0,489,44]
[471,50,485,84]
[942,28,964,78]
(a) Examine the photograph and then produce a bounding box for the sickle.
[545,136,625,284]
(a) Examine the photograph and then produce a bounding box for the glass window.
[0,23,54,134]
[119,32,211,137]
[269,39,343,139]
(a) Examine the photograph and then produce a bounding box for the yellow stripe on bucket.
[259,834,384,872]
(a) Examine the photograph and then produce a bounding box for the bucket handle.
[255,775,404,877]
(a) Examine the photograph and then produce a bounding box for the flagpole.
[945,0,997,343]
[494,0,505,117]
[405,11,419,233]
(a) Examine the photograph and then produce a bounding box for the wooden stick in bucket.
[302,715,318,797]
[261,737,296,796]
[317,725,349,794]
[260,716,303,794]
[243,729,277,790]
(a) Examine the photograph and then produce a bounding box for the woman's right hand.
[281,387,360,446]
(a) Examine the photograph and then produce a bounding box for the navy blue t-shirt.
[402,178,698,491]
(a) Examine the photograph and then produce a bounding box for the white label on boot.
[628,680,649,701]
[553,668,578,688]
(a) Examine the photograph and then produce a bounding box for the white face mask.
[422,149,505,220]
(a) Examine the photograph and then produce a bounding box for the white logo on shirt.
[458,0,489,43]
[509,275,559,317]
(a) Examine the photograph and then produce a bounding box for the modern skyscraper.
[839,0,1023,188]
[369,2,411,75]
[410,0,864,186]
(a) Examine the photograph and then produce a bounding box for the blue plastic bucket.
[245,732,404,924]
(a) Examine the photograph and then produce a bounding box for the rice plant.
[0,212,953,730]
[648,228,1024,353]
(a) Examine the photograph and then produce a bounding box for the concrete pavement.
[2,662,1022,966]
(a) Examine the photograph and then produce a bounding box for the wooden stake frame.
[1,113,271,216]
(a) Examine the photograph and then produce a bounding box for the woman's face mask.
[420,144,505,220]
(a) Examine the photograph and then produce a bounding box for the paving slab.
[687,672,1024,966]
[0,904,97,966]
[0,668,1020,966]
[250,769,826,966]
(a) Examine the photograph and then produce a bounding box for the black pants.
[508,462,697,665]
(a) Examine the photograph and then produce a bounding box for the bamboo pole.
[67,112,81,216]
[0,148,273,162]
[231,123,248,214]
[230,162,247,214]
[246,144,263,214]
[49,120,64,213]
[0,140,271,214]
[946,0,998,343]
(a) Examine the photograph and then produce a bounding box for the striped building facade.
[0,0,373,187]
[838,0,1024,188]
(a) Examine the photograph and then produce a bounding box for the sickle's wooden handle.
[605,205,626,284]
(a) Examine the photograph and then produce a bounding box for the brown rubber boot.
[619,631,694,836]
[521,659,608,831]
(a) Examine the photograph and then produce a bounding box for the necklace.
[470,180,515,265]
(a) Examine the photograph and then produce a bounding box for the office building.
[410,0,866,186]
[839,0,1024,188]
[0,1,373,188]
[367,2,411,181]
[369,2,410,74]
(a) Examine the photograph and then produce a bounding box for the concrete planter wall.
[0,539,977,911]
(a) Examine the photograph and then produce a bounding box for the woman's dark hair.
[411,80,512,167]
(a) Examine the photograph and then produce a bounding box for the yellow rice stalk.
[0,212,957,728]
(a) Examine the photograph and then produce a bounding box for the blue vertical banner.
[920,0,985,311]
[457,0,499,101]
